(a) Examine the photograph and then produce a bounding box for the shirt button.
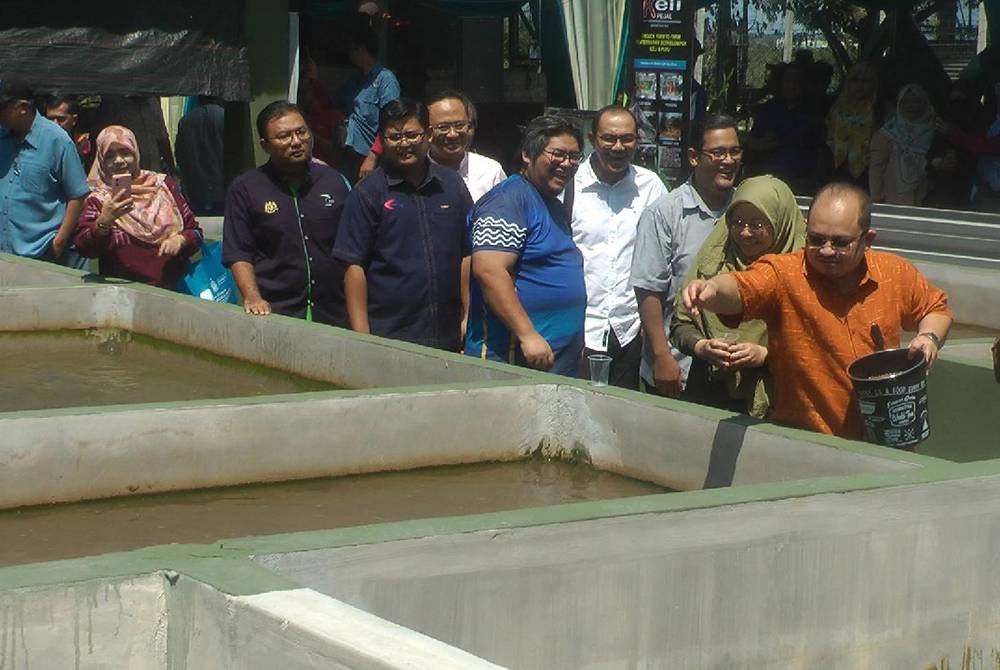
[311,280,316,285]
[300,214,305,219]
[309,256,313,261]
[304,235,309,240]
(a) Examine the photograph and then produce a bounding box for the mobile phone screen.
[112,174,132,198]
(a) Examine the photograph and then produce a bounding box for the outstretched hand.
[682,279,716,319]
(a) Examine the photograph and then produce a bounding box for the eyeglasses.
[805,232,864,250]
[700,146,743,161]
[597,133,637,147]
[267,127,311,143]
[728,218,770,232]
[383,130,427,145]
[430,121,471,134]
[543,148,583,165]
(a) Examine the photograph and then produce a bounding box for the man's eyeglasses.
[543,148,583,165]
[805,232,864,250]
[384,130,426,145]
[597,133,637,147]
[700,146,743,161]
[268,127,311,144]
[728,218,770,232]
[431,121,471,134]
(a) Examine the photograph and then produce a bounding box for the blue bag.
[176,241,238,304]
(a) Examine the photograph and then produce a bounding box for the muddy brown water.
[0,330,335,412]
[0,460,670,566]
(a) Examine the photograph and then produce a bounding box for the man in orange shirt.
[681,182,952,439]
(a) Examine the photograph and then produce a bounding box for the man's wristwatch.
[918,332,943,349]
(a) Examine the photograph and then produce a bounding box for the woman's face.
[899,89,929,122]
[103,143,138,177]
[727,202,776,261]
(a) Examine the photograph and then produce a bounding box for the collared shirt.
[222,161,351,326]
[465,175,586,376]
[333,162,472,351]
[0,113,90,258]
[572,156,668,352]
[431,151,507,203]
[729,249,952,438]
[629,178,729,386]
[343,64,400,156]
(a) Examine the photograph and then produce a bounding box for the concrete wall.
[0,379,926,508]
[0,254,88,287]
[915,260,1000,330]
[172,580,504,669]
[258,473,1000,669]
[0,575,167,668]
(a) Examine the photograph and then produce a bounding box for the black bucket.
[847,348,929,450]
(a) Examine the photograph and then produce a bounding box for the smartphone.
[112,173,133,199]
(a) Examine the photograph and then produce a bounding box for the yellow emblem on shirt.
[264,200,278,214]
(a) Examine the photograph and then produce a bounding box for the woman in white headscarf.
[869,83,936,205]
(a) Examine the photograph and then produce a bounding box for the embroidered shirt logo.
[383,199,398,211]
[439,204,450,209]
[263,200,278,214]
[319,193,335,207]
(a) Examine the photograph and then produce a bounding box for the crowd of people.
[743,48,1000,212]
[1,33,969,445]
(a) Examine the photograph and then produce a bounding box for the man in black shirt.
[333,98,473,351]
[223,100,351,326]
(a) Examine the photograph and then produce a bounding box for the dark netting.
[0,0,250,100]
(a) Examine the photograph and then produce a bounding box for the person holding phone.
[74,125,203,287]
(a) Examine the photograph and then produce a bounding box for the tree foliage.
[734,0,979,72]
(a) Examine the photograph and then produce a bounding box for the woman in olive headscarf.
[670,175,806,417]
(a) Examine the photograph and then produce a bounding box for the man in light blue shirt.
[338,21,400,182]
[0,77,90,267]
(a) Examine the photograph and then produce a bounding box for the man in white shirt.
[426,91,506,202]
[571,106,668,389]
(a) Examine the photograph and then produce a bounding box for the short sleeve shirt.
[222,161,351,326]
[730,249,953,438]
[344,65,400,156]
[333,163,473,351]
[629,179,729,385]
[465,175,586,375]
[0,114,90,257]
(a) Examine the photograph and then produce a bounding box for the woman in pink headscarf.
[75,125,203,287]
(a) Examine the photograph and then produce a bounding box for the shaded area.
[0,460,669,566]
[0,330,335,412]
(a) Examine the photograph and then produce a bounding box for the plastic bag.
[176,241,238,304]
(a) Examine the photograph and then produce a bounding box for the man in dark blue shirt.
[223,100,351,326]
[334,98,473,351]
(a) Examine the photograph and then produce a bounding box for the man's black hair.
[689,114,739,152]
[590,105,637,136]
[256,100,303,139]
[345,18,380,59]
[810,181,872,232]
[520,114,583,161]
[426,90,477,126]
[40,93,78,115]
[379,97,428,134]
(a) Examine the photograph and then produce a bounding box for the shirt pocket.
[353,88,380,122]
[18,160,55,196]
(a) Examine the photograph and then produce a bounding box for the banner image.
[625,0,695,186]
